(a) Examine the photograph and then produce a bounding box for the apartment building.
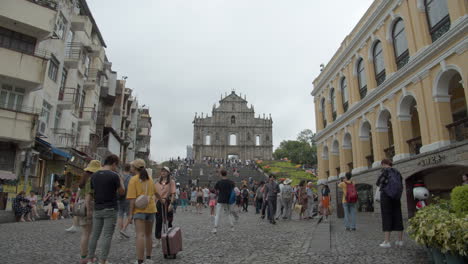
[0,0,152,209]
[136,108,152,164]
[311,0,467,218]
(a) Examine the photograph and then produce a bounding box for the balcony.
[407,136,422,155]
[0,0,57,39]
[84,68,102,91]
[70,15,93,37]
[52,128,76,149]
[0,105,39,142]
[57,87,78,110]
[446,117,468,143]
[78,107,97,125]
[0,47,49,89]
[64,42,86,73]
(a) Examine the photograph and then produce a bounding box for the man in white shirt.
[202,186,210,207]
[276,179,285,220]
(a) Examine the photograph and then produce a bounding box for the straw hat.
[131,159,146,169]
[161,166,171,174]
[284,178,293,185]
[84,160,102,173]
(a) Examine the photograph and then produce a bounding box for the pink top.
[154,179,176,199]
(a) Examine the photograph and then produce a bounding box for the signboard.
[417,154,446,167]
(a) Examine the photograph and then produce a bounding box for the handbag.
[374,187,381,202]
[294,204,303,214]
[73,197,87,217]
[135,182,149,209]
[57,202,65,210]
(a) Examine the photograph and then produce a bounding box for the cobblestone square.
[0,208,428,264]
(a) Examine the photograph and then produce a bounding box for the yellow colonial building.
[311,0,467,218]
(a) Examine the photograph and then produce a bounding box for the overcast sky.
[88,0,373,162]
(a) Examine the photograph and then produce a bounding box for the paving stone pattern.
[0,207,428,264]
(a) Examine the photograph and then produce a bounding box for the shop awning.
[35,137,72,159]
[0,171,16,180]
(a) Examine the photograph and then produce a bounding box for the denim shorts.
[133,213,155,221]
[117,200,129,217]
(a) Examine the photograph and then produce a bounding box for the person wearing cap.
[74,160,101,264]
[154,166,176,246]
[126,159,159,264]
[87,155,125,264]
[281,179,294,220]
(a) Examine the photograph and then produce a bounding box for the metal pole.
[23,151,31,192]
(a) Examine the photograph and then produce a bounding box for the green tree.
[297,129,316,146]
[273,140,317,166]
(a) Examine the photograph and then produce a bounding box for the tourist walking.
[86,155,125,264]
[254,181,265,214]
[275,179,285,220]
[338,172,358,231]
[127,159,159,264]
[196,187,204,214]
[212,169,235,234]
[281,179,294,220]
[241,185,249,212]
[77,160,101,264]
[320,184,331,222]
[202,186,210,207]
[154,167,176,247]
[117,164,132,238]
[190,187,197,207]
[306,182,316,219]
[376,159,404,248]
[180,189,188,211]
[297,180,308,220]
[234,185,242,213]
[264,175,280,224]
[209,189,217,217]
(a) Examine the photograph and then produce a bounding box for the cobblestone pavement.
[0,207,428,264]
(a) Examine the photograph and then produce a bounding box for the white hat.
[284,178,293,185]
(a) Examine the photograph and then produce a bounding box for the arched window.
[330,88,336,121]
[357,58,367,99]
[255,135,261,146]
[231,115,236,124]
[373,41,386,86]
[392,18,409,70]
[205,135,211,145]
[341,78,348,112]
[425,0,450,42]
[321,98,327,127]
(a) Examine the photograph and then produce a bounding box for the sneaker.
[379,241,391,248]
[65,225,78,233]
[230,226,235,232]
[395,241,404,247]
[211,228,217,234]
[351,228,356,231]
[120,230,130,238]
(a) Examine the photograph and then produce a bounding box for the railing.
[407,136,422,155]
[446,117,468,142]
[26,0,58,10]
[85,68,101,81]
[430,15,451,42]
[57,87,77,102]
[79,107,97,121]
[384,145,395,160]
[376,71,386,86]
[65,42,84,60]
[53,129,76,148]
[396,50,410,70]
[0,162,15,172]
[0,104,41,115]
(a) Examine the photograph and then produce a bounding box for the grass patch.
[258,160,317,186]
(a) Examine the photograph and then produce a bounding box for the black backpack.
[119,174,131,201]
[382,168,403,200]
[242,189,249,198]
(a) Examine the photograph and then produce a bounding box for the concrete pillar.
[328,153,339,181]
[372,129,387,167]
[365,45,378,92]
[412,81,431,146]
[408,0,432,50]
[347,63,359,106]
[379,31,397,76]
[399,0,418,57]
[393,118,411,161]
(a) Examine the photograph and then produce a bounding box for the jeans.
[87,208,117,261]
[255,199,263,214]
[267,197,277,221]
[343,203,357,229]
[276,196,284,218]
[282,198,293,220]
[214,203,234,228]
[155,200,173,239]
[306,199,315,218]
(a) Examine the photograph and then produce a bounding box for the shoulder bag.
[73,191,86,217]
[135,181,149,209]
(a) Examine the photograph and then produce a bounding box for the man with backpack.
[338,172,358,231]
[117,164,132,238]
[376,159,404,248]
[241,185,250,212]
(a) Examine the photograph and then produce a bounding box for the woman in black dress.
[13,191,31,222]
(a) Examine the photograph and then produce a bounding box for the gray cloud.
[87,0,373,161]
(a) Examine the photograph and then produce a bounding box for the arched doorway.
[434,68,467,142]
[399,95,422,155]
[405,165,468,218]
[360,121,374,168]
[356,183,374,212]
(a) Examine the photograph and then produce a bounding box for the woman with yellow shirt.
[126,159,161,264]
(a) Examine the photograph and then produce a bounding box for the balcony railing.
[0,104,41,115]
[446,117,468,142]
[65,42,84,60]
[384,145,395,160]
[407,136,422,155]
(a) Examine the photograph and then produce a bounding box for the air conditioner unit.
[38,120,47,134]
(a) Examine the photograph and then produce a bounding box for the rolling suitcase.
[161,204,182,259]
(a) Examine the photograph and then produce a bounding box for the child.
[209,189,217,217]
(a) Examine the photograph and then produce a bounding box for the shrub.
[451,185,468,216]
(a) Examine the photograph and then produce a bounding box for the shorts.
[133,213,155,221]
[117,200,130,217]
[77,216,92,226]
[197,197,203,204]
